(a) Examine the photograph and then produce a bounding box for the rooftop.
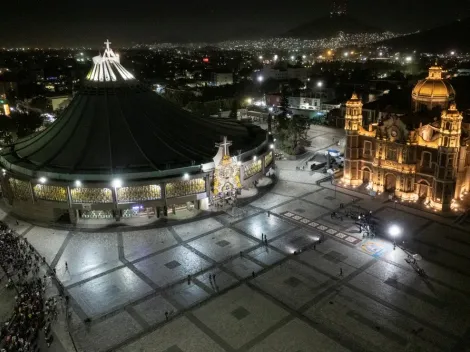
[0,41,267,181]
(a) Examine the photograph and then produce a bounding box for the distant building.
[321,99,342,112]
[211,72,233,86]
[288,96,321,110]
[258,66,309,82]
[0,95,10,116]
[48,95,72,112]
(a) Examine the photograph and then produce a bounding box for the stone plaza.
[2,125,470,352]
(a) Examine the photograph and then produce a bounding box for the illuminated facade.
[342,65,470,212]
[0,95,10,116]
[0,41,273,223]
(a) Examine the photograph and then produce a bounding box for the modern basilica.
[342,64,469,211]
[0,41,273,223]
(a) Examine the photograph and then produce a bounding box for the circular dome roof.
[0,41,267,181]
[412,65,455,102]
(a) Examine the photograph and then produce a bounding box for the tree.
[275,113,310,155]
[267,114,272,132]
[0,116,15,145]
[287,78,303,93]
[229,99,238,119]
[13,111,44,138]
[260,78,280,94]
[277,86,290,130]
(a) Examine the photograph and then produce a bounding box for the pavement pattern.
[2,126,470,352]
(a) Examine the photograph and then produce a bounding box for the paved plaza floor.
[2,126,470,351]
[2,176,470,352]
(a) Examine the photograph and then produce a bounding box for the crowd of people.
[0,223,58,351]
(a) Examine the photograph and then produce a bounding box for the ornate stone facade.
[342,72,470,212]
[71,187,113,204]
[213,137,242,199]
[117,185,161,203]
[165,179,206,198]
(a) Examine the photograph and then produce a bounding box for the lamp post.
[389,224,401,250]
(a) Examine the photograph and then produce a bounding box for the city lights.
[257,75,264,82]
[183,173,189,180]
[75,180,82,187]
[38,177,47,184]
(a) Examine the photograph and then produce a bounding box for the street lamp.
[257,75,264,83]
[317,81,323,88]
[111,178,122,188]
[389,224,401,250]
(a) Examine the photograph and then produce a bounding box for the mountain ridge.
[283,15,384,39]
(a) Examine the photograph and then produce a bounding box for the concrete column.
[160,183,166,205]
[69,209,78,224]
[111,187,120,221]
[205,175,211,198]
[29,182,36,204]
[199,198,209,210]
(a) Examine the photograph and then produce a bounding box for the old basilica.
[342,64,470,212]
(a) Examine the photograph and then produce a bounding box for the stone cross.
[215,136,232,156]
[104,39,112,51]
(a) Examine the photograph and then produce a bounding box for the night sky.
[1,0,469,47]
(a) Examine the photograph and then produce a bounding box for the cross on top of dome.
[86,39,135,83]
[215,136,232,157]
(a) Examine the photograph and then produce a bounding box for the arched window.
[421,151,432,168]
[443,136,449,147]
[363,141,372,156]
[445,122,452,130]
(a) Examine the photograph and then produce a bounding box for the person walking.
[65,262,68,271]
[252,271,255,278]
[339,267,343,276]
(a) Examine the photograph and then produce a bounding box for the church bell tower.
[342,93,363,186]
[433,103,462,210]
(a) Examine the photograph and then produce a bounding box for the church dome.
[412,64,455,111]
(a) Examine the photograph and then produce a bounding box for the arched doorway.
[417,180,430,199]
[385,173,396,192]
[362,167,372,183]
